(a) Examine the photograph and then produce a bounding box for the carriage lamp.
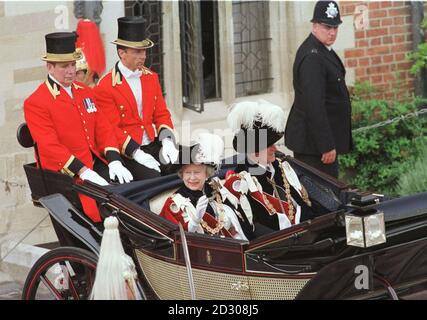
[345,210,386,248]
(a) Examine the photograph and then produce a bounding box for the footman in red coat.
[24,32,132,223]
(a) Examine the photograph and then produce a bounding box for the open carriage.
[17,123,427,300]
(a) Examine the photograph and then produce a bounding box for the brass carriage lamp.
[345,209,386,248]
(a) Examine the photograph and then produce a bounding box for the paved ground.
[0,242,52,300]
[0,281,22,300]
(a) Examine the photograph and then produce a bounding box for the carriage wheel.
[22,247,98,300]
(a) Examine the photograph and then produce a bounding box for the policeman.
[285,1,352,178]
[24,32,132,222]
[94,17,179,180]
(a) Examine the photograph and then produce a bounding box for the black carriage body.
[22,153,427,300]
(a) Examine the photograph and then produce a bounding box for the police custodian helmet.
[311,1,342,27]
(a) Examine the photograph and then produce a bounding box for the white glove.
[80,168,109,186]
[161,138,179,164]
[133,149,161,172]
[108,160,133,184]
[195,195,209,222]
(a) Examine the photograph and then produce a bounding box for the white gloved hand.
[161,138,179,164]
[80,168,109,186]
[108,160,133,184]
[195,195,209,223]
[133,149,161,172]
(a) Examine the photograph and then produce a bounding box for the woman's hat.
[178,133,225,170]
[111,17,154,49]
[227,100,286,154]
[41,32,82,62]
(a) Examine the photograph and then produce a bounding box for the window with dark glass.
[233,1,272,97]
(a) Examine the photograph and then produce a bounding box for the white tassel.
[90,216,139,300]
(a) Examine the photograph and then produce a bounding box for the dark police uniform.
[285,1,352,178]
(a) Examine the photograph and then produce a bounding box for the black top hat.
[42,32,82,62]
[111,17,154,49]
[311,1,342,26]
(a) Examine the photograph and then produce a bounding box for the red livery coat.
[94,63,175,157]
[23,77,121,222]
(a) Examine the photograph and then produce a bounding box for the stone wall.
[0,1,78,252]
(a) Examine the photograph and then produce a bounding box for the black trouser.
[293,152,339,178]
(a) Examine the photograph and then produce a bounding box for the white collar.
[48,74,73,97]
[118,61,142,79]
[325,45,332,51]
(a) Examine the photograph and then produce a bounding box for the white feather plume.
[227,100,285,133]
[194,132,224,165]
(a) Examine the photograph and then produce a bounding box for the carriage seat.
[17,123,83,211]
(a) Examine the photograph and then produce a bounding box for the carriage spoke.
[65,263,80,300]
[40,275,64,300]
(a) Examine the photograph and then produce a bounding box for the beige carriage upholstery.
[149,187,180,215]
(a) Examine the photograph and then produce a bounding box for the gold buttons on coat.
[119,105,124,110]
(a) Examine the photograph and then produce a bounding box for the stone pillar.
[162,1,183,122]
[99,0,125,72]
[217,1,235,106]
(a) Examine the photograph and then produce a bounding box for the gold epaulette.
[141,66,153,75]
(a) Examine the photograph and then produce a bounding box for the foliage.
[339,82,427,195]
[396,142,427,196]
[407,18,427,75]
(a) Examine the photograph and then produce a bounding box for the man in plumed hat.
[94,17,179,181]
[285,1,352,178]
[225,100,324,234]
[24,32,133,223]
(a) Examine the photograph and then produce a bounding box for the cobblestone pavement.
[0,281,22,300]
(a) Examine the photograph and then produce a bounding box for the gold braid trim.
[277,159,312,207]
[268,176,294,222]
[200,184,225,235]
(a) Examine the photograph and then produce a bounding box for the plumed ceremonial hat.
[227,100,286,154]
[311,1,342,27]
[112,17,154,49]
